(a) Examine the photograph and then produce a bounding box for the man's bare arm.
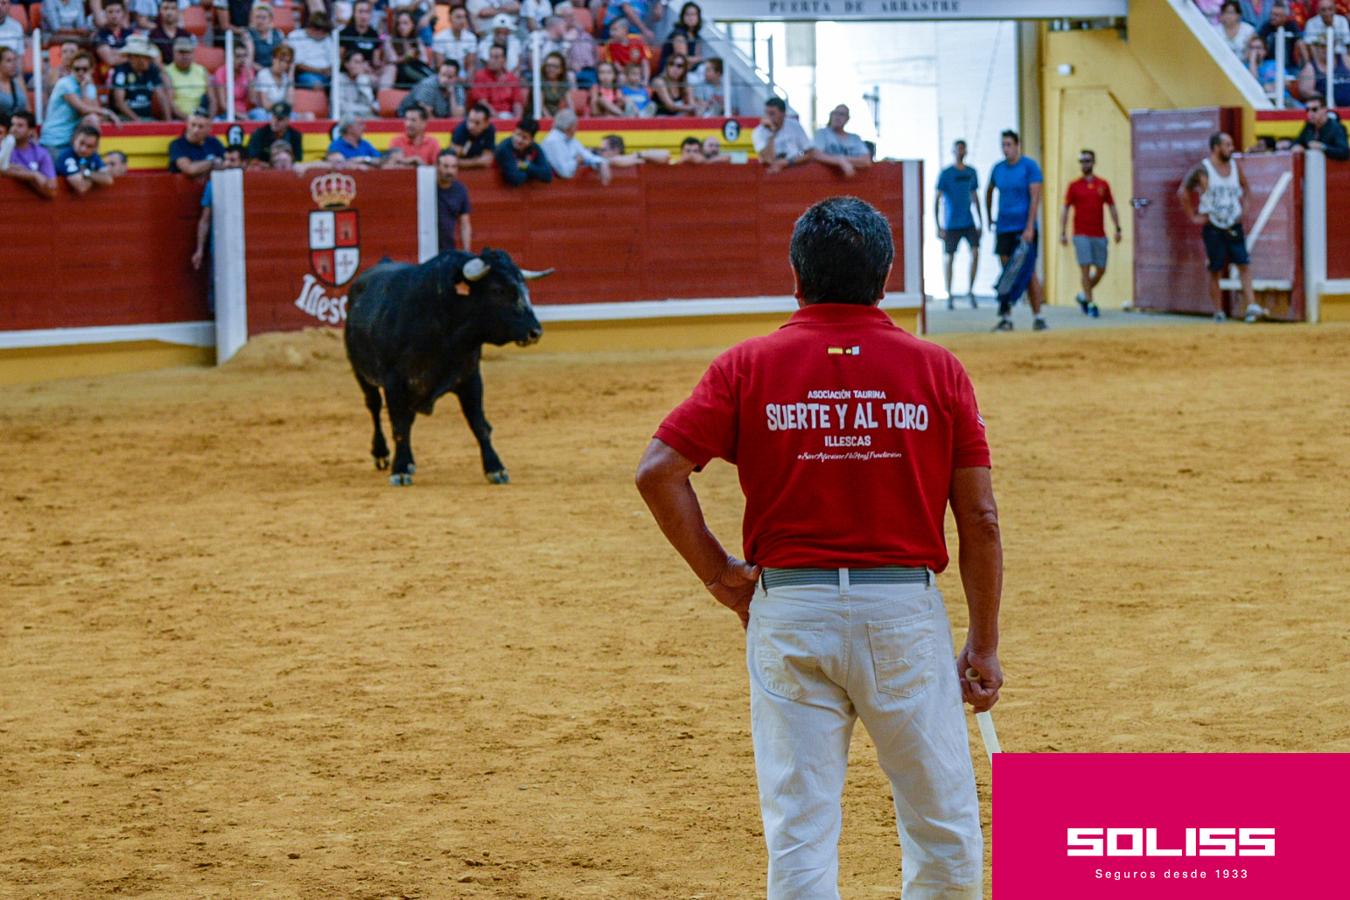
[950,465,1003,711]
[635,438,760,627]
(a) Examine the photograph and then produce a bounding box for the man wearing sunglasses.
[40,50,118,157]
[1059,149,1121,317]
[1290,93,1349,160]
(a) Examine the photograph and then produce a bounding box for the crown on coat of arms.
[310,173,358,210]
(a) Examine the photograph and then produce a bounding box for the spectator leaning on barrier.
[494,115,551,185]
[541,108,612,183]
[813,103,873,177]
[191,142,244,272]
[289,11,337,90]
[469,43,524,118]
[247,101,304,163]
[105,149,128,176]
[326,114,382,167]
[0,46,25,117]
[452,101,497,166]
[112,37,169,122]
[267,136,324,171]
[595,132,670,166]
[400,59,466,118]
[1291,91,1350,157]
[43,52,119,156]
[389,106,440,165]
[169,111,226,175]
[2,110,57,198]
[435,148,472,252]
[434,6,479,73]
[753,97,814,173]
[58,123,114,195]
[166,36,215,119]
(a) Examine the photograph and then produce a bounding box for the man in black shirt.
[340,0,384,69]
[1291,92,1349,161]
[436,149,473,253]
[246,102,305,164]
[451,103,497,168]
[1259,2,1305,68]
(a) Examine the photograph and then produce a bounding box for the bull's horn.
[462,258,491,281]
[520,267,556,281]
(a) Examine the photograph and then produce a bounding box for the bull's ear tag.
[455,282,471,296]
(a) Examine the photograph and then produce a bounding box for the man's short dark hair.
[406,105,427,119]
[1304,91,1326,107]
[1080,148,1095,159]
[11,110,36,127]
[470,102,492,119]
[225,142,245,156]
[1001,129,1019,145]
[602,134,625,153]
[73,123,101,141]
[104,0,124,8]
[954,139,966,149]
[441,59,460,73]
[0,111,10,130]
[765,97,787,113]
[1220,0,1240,13]
[517,116,539,136]
[1209,130,1227,149]
[437,147,457,160]
[789,196,895,306]
[680,136,700,150]
[106,149,128,163]
[706,57,723,75]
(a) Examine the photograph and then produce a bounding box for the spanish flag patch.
[827,346,862,356]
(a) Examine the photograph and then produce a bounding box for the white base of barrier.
[0,321,216,351]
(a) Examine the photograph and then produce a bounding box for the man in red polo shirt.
[1058,148,1121,317]
[468,43,524,119]
[636,197,1003,900]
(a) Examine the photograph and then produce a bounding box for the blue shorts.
[1202,223,1249,272]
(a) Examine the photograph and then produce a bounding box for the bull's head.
[455,248,551,347]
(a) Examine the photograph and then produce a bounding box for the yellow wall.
[1039,0,1260,307]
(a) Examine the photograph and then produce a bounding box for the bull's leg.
[385,384,418,487]
[454,371,508,484]
[355,374,390,470]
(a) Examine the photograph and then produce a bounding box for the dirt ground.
[1,322,1347,899]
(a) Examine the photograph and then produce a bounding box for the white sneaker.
[1243,303,1267,324]
[1213,311,1227,323]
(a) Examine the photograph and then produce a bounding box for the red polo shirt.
[654,304,990,572]
[1064,176,1115,238]
[468,68,525,116]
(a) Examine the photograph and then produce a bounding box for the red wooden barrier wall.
[0,163,909,339]
[1327,162,1350,282]
[0,176,209,332]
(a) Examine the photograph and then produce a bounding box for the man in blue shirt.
[56,124,114,195]
[168,112,226,177]
[985,129,1046,332]
[325,116,383,168]
[935,139,982,310]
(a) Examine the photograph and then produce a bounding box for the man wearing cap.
[476,13,522,71]
[111,35,170,122]
[467,0,522,37]
[288,11,337,90]
[165,35,214,119]
[636,195,1000,900]
[246,101,304,164]
[540,109,612,184]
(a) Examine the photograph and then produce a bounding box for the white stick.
[32,28,43,125]
[225,29,236,123]
[966,668,1002,762]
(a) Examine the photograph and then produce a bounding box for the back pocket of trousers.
[753,620,821,702]
[866,616,937,699]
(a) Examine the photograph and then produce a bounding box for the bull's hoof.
[485,469,510,485]
[389,472,414,486]
[374,455,391,470]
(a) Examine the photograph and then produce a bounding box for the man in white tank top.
[1177,131,1266,323]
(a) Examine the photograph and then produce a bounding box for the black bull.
[344,248,550,486]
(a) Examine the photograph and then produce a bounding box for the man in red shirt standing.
[636,197,1003,900]
[1059,148,1122,317]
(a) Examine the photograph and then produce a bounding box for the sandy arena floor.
[2,323,1347,899]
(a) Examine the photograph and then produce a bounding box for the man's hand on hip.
[958,641,1002,712]
[705,557,761,629]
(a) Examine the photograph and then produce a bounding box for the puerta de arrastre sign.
[703,0,1126,21]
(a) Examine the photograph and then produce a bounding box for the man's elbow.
[959,506,1001,545]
